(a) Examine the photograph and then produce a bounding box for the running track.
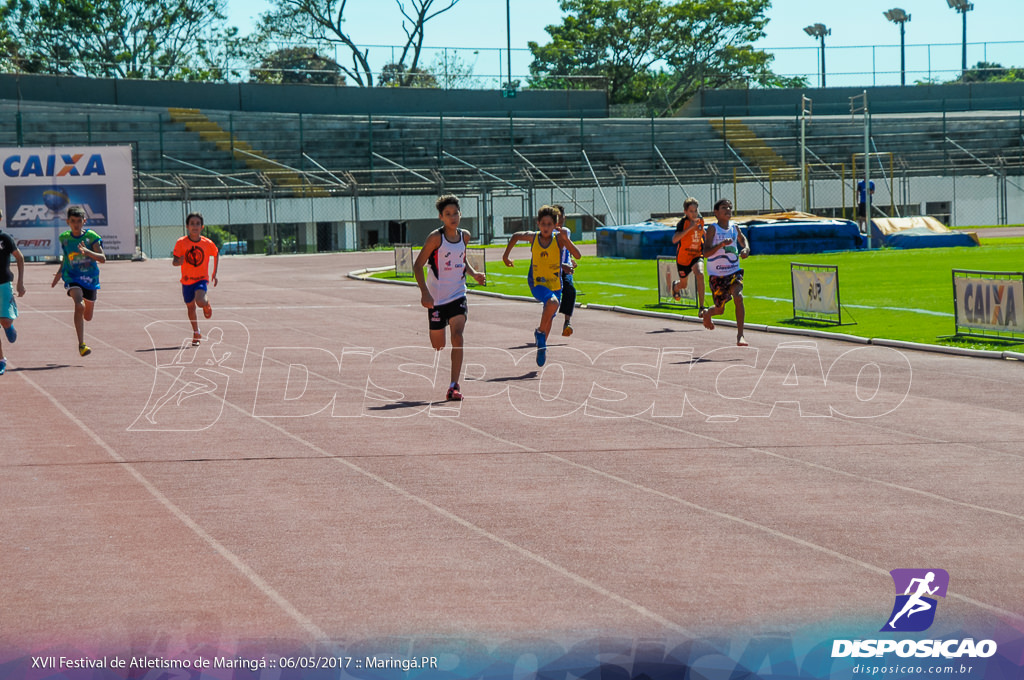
[2,248,1022,673]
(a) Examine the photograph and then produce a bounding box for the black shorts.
[676,259,703,277]
[857,203,867,218]
[428,296,468,330]
[65,284,98,302]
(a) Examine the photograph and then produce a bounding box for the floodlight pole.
[803,24,830,88]
[948,0,974,73]
[960,5,968,71]
[898,19,907,85]
[506,0,512,87]
[885,10,911,86]
[901,19,909,85]
[820,36,826,88]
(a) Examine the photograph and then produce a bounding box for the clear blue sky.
[226,0,1024,87]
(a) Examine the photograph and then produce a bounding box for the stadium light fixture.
[946,0,974,73]
[803,23,831,88]
[884,9,911,86]
[502,0,517,97]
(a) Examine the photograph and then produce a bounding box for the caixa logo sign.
[2,153,107,177]
[831,569,997,659]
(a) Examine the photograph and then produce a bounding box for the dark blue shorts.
[182,280,209,304]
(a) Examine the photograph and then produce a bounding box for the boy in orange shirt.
[671,197,706,315]
[172,213,219,346]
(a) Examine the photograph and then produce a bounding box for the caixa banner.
[1,146,135,257]
[952,270,1024,339]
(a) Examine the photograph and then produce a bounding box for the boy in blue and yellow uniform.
[51,206,105,356]
[502,205,582,366]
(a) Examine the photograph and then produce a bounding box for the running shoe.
[0,359,6,375]
[79,343,92,357]
[192,331,202,347]
[203,304,213,319]
[562,320,573,337]
[3,325,15,343]
[446,383,463,401]
[534,328,546,367]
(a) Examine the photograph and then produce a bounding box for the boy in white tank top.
[414,194,486,400]
[702,199,750,347]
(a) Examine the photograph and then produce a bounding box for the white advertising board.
[1,146,135,257]
[792,268,839,316]
[953,272,1023,335]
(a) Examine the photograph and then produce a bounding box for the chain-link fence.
[24,37,1016,91]
[137,162,1024,260]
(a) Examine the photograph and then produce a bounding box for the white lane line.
[449,394,1024,625]
[21,308,696,637]
[16,369,330,642]
[25,297,1024,631]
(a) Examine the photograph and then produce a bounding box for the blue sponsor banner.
[4,183,110,228]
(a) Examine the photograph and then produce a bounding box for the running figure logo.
[881,568,949,632]
[184,244,207,267]
[129,320,249,431]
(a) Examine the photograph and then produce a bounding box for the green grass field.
[377,237,1024,352]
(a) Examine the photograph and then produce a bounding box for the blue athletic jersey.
[59,229,102,290]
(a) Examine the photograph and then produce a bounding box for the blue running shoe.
[0,359,6,375]
[534,328,546,367]
[3,325,15,344]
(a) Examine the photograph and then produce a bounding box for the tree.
[251,0,461,88]
[916,62,1024,86]
[251,46,346,85]
[952,61,1024,84]
[0,0,232,79]
[528,0,795,115]
[426,49,478,89]
[378,62,437,88]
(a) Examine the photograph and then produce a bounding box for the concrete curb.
[867,337,1006,359]
[352,268,1022,361]
[765,325,872,344]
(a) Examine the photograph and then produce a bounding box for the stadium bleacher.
[2,97,1021,205]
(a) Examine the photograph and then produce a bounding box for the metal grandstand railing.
[7,98,1024,231]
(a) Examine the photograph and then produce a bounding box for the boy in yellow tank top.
[502,205,582,366]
